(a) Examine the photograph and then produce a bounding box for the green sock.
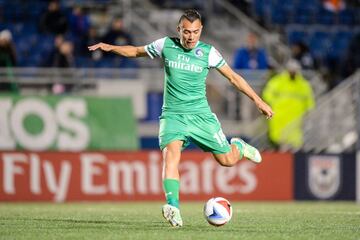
[163,179,180,209]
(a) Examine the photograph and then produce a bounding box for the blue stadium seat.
[253,0,267,17]
[338,9,355,25]
[330,31,353,58]
[294,4,317,24]
[250,0,359,71]
[38,34,55,55]
[316,8,336,25]
[271,6,287,25]
[294,11,313,24]
[334,30,353,41]
[309,31,332,59]
[287,29,308,45]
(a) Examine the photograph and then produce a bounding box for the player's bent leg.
[212,144,241,167]
[162,140,183,227]
[231,138,262,163]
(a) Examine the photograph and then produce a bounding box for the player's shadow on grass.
[28,218,119,225]
[16,218,243,231]
[21,218,171,230]
[183,223,240,232]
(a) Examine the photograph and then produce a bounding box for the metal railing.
[302,70,360,153]
[251,70,360,152]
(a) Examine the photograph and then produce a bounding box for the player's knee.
[218,156,236,167]
[214,153,237,167]
[221,161,236,167]
[163,145,182,166]
[164,148,180,160]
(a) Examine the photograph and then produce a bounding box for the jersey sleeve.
[208,46,226,68]
[144,37,166,59]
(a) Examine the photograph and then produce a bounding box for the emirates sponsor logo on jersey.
[165,57,203,73]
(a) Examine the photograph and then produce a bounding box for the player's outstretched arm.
[217,64,274,119]
[88,42,148,58]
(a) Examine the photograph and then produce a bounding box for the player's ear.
[177,25,180,34]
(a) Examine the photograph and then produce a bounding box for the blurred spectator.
[79,26,101,57]
[342,32,360,78]
[43,34,64,67]
[233,32,269,70]
[291,42,315,70]
[68,6,91,37]
[0,30,18,92]
[102,17,133,47]
[323,0,346,12]
[68,5,91,62]
[101,17,135,67]
[262,59,315,150]
[39,0,68,35]
[51,40,75,94]
[52,40,74,68]
[0,30,16,67]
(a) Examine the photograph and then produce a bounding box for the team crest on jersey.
[194,48,204,58]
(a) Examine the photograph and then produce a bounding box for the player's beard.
[186,41,196,49]
[180,38,196,49]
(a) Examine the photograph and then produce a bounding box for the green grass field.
[0,202,359,240]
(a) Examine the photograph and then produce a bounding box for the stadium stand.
[0,0,137,68]
[251,0,360,84]
[0,0,358,151]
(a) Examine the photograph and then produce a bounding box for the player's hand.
[88,42,113,52]
[256,100,274,119]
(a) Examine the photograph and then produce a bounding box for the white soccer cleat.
[162,204,183,227]
[231,138,262,163]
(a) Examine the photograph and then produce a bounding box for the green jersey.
[145,37,226,114]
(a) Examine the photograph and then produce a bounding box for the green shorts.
[159,112,231,154]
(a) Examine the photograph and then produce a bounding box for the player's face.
[178,19,202,49]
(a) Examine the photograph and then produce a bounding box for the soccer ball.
[203,197,232,226]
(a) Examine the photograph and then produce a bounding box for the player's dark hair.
[178,9,202,24]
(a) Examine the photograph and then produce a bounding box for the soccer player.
[88,9,273,227]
